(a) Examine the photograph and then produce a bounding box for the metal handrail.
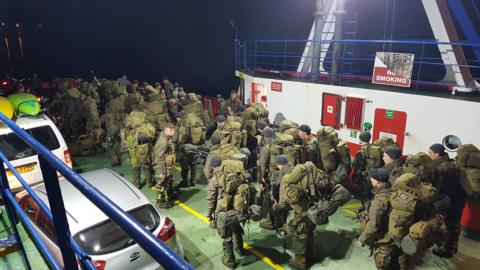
[0,112,193,270]
[236,38,480,91]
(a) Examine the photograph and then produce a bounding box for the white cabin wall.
[241,73,480,155]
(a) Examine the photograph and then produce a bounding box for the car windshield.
[73,204,160,255]
[0,125,60,161]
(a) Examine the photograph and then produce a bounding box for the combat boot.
[432,247,454,258]
[223,241,237,269]
[288,256,306,270]
[178,179,190,188]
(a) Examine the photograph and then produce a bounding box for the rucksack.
[457,144,480,202]
[126,123,156,166]
[270,133,301,166]
[218,160,252,218]
[280,162,351,225]
[125,111,147,131]
[403,152,438,184]
[388,173,438,243]
[364,138,399,170]
[317,127,340,173]
[331,141,351,184]
[178,113,206,145]
[218,119,247,148]
[279,119,299,138]
[250,102,269,120]
[242,106,260,136]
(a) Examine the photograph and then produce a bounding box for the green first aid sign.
[350,130,357,138]
[386,110,394,119]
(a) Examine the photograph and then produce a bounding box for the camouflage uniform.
[127,123,156,189]
[224,98,245,115]
[101,112,123,166]
[299,136,319,165]
[206,164,245,268]
[352,143,373,198]
[358,183,397,270]
[275,162,314,269]
[178,144,197,187]
[433,154,464,257]
[385,158,404,186]
[153,132,177,208]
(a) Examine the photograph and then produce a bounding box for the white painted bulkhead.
[239,72,480,155]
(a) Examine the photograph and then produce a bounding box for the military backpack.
[364,137,399,170]
[402,152,438,184]
[177,112,206,145]
[388,173,438,243]
[457,144,480,202]
[270,133,301,166]
[317,126,340,172]
[218,118,248,148]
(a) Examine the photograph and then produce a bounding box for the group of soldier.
[42,76,478,270]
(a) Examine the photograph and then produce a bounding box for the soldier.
[357,168,394,270]
[127,119,156,189]
[101,111,123,166]
[298,124,319,165]
[206,156,249,269]
[429,144,464,258]
[206,114,225,140]
[117,75,131,88]
[258,127,275,187]
[153,123,177,208]
[167,97,182,124]
[224,90,245,115]
[352,131,373,198]
[383,146,404,185]
[272,155,314,270]
[260,155,292,230]
[203,135,222,180]
[178,144,198,187]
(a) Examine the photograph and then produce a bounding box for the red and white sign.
[372,52,414,88]
[271,82,282,92]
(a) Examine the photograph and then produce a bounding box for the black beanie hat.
[370,168,389,182]
[210,135,221,145]
[275,155,289,166]
[359,132,371,143]
[384,147,402,160]
[299,124,311,135]
[263,127,275,139]
[257,120,267,131]
[429,143,445,155]
[210,157,222,168]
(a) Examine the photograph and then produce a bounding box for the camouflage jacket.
[434,154,464,209]
[358,183,392,245]
[224,98,245,114]
[386,158,404,185]
[153,132,176,177]
[300,136,319,165]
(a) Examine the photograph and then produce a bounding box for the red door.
[321,93,342,129]
[372,108,407,150]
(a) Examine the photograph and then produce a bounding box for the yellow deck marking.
[341,202,362,209]
[174,200,285,270]
[341,209,358,217]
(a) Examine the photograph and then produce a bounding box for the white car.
[0,114,72,192]
[15,168,183,270]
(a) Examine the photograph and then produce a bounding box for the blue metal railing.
[0,112,193,270]
[235,39,480,90]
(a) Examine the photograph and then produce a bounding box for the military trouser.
[442,206,463,254]
[217,218,244,265]
[286,214,315,269]
[373,244,408,270]
[180,155,196,186]
[109,139,122,166]
[156,171,174,208]
[132,164,154,188]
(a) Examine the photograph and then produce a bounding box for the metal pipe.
[311,0,326,81]
[331,0,347,84]
[0,113,193,270]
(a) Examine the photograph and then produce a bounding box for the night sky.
[0,0,316,96]
[1,0,476,96]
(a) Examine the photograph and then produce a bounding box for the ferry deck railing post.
[0,157,32,270]
[38,156,79,270]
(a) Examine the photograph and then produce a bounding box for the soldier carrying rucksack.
[125,111,157,189]
[272,159,351,269]
[206,157,257,268]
